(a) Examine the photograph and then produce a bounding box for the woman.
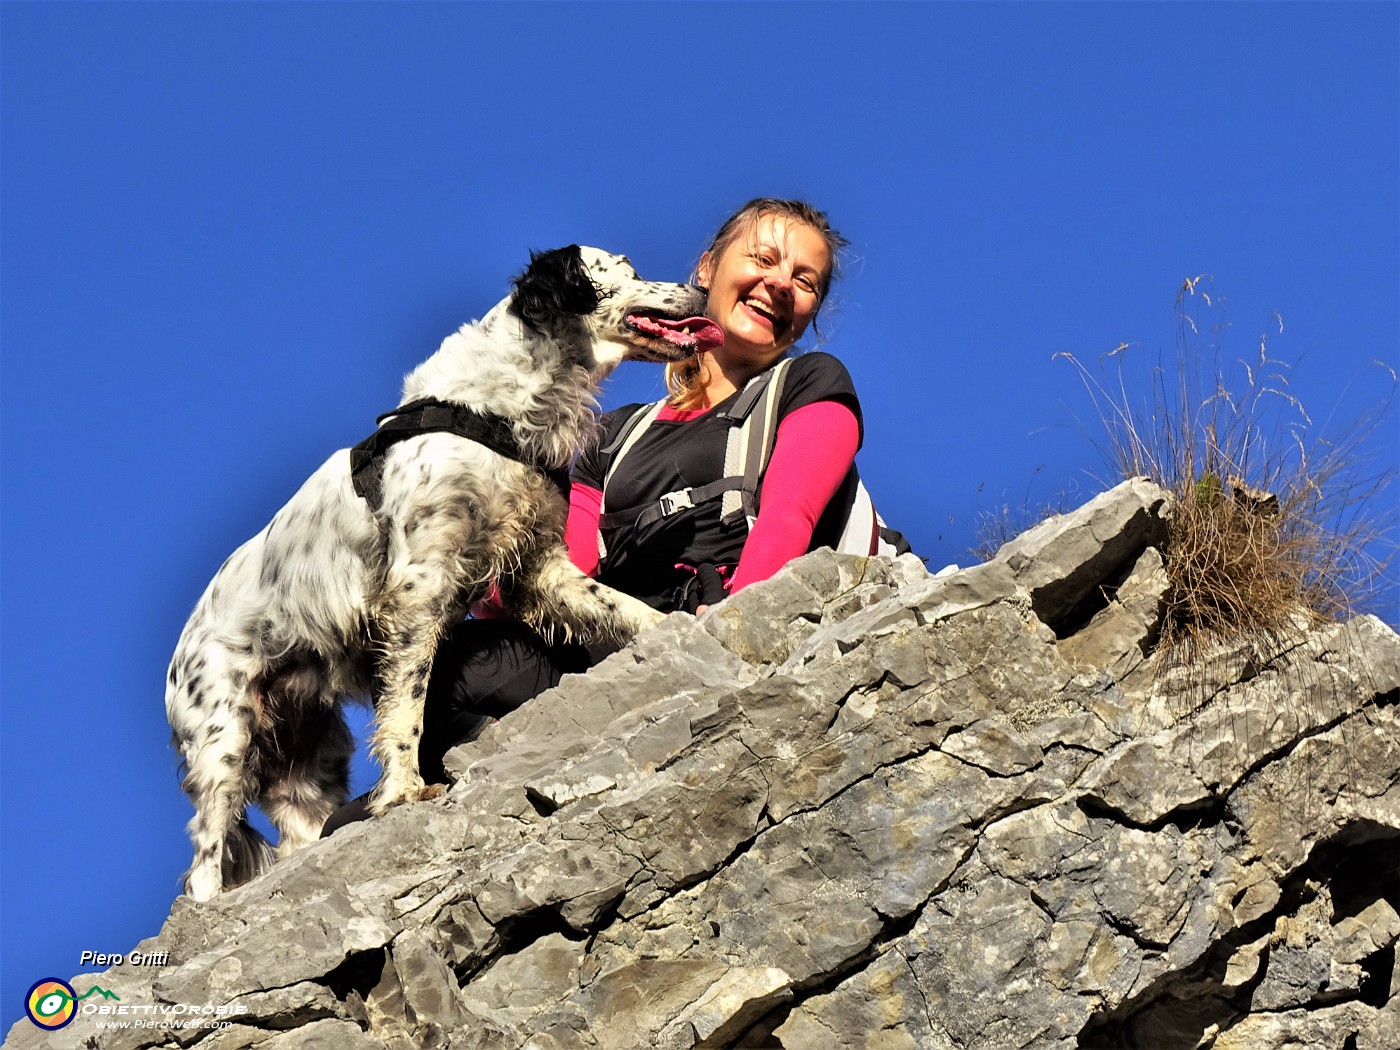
[324,198,862,833]
[567,198,862,613]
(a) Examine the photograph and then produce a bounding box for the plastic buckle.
[658,490,694,516]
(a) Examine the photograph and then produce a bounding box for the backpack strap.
[716,357,792,525]
[601,401,665,493]
[595,401,665,563]
[597,476,745,532]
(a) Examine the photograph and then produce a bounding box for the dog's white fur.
[167,246,703,901]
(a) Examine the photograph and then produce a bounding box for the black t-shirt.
[573,352,863,610]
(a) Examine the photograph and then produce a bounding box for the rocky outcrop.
[10,479,1399,1050]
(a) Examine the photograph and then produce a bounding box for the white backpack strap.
[597,400,664,563]
[720,357,793,525]
[601,401,664,495]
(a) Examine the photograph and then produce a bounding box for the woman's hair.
[665,198,847,409]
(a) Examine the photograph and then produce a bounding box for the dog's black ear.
[509,245,603,332]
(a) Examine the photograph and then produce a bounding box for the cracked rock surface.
[10,480,1399,1050]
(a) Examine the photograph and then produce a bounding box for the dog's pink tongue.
[671,316,725,352]
[633,314,725,352]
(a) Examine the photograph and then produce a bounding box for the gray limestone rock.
[8,479,1398,1050]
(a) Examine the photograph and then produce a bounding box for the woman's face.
[697,213,831,366]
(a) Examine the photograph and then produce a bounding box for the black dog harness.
[349,397,571,511]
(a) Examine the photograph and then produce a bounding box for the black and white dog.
[167,246,722,901]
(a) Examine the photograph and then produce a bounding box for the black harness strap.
[597,477,745,531]
[350,397,570,511]
[717,364,781,422]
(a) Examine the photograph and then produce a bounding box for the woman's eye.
[796,275,818,294]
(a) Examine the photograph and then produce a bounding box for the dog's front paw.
[607,604,665,645]
[369,775,426,817]
[634,606,666,631]
[419,783,447,801]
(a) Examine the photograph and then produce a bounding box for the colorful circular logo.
[25,979,77,1030]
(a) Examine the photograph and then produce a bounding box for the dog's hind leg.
[169,650,267,901]
[513,544,666,643]
[259,702,354,854]
[180,736,271,901]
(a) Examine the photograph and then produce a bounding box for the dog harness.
[349,398,570,511]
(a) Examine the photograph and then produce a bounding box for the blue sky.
[2,1,1396,1030]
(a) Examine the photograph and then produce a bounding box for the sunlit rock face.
[11,479,1399,1050]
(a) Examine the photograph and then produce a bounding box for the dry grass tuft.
[1059,276,1397,655]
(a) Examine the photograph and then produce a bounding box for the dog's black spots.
[397,744,410,753]
[168,664,179,687]
[191,694,205,709]
[587,583,618,612]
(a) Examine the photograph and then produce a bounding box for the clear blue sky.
[2,1,1396,1029]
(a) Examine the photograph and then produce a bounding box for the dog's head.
[510,245,723,376]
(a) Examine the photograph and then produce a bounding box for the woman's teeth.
[743,298,777,323]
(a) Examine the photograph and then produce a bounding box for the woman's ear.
[695,251,715,292]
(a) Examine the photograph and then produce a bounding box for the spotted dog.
[167,246,723,901]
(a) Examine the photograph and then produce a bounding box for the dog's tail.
[222,820,276,891]
[181,820,276,897]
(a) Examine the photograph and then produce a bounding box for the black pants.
[419,619,594,780]
[321,620,595,837]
